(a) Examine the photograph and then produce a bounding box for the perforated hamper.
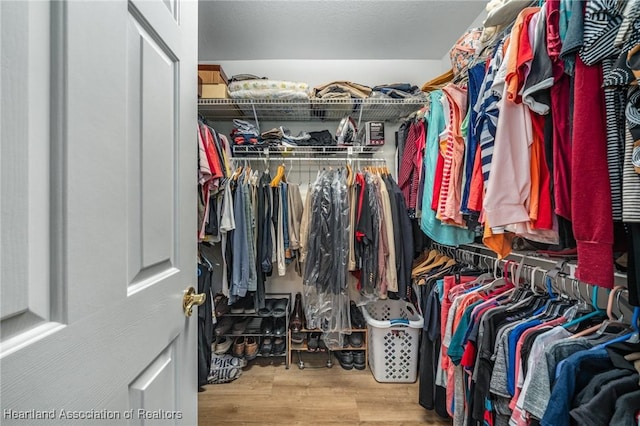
[362,300,423,383]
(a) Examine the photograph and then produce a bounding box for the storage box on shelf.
[198,64,230,99]
[287,328,368,370]
[214,293,291,368]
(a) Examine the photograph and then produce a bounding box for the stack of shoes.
[350,301,366,329]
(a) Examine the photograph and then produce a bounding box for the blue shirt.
[541,348,613,426]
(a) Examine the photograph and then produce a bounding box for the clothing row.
[206,161,304,309]
[300,168,414,336]
[400,0,640,294]
[416,250,640,426]
[198,120,234,241]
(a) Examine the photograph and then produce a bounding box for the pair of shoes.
[347,332,363,348]
[232,317,252,335]
[213,336,233,355]
[233,336,259,360]
[335,351,354,370]
[258,298,288,317]
[350,301,366,329]
[307,332,328,352]
[214,317,234,337]
[352,351,366,370]
[260,336,285,356]
[229,296,255,314]
[289,292,305,332]
[260,317,286,336]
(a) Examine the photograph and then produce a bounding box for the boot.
[289,292,305,332]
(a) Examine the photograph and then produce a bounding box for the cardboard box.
[198,76,202,98]
[200,83,229,99]
[365,121,385,146]
[198,64,229,85]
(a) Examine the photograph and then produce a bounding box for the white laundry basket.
[362,299,424,383]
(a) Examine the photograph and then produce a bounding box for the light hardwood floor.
[199,355,452,425]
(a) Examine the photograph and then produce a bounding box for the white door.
[1,0,199,424]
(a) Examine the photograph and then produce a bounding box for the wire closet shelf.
[197,98,427,122]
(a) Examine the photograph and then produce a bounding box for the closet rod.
[233,157,387,163]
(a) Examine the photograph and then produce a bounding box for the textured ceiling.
[198,1,487,61]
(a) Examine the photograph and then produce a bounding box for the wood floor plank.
[199,358,452,425]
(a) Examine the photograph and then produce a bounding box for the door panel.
[127,11,177,285]
[129,342,179,426]
[1,0,198,424]
[0,0,55,344]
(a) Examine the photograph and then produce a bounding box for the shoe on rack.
[258,299,275,317]
[214,317,234,337]
[273,337,286,355]
[232,337,245,358]
[348,332,364,348]
[243,296,256,314]
[350,301,366,329]
[307,332,320,352]
[272,298,289,318]
[260,337,273,356]
[213,294,230,318]
[335,351,354,370]
[273,317,286,337]
[232,317,251,335]
[291,332,305,345]
[229,298,245,314]
[317,336,328,352]
[213,337,233,355]
[352,351,366,370]
[261,317,274,335]
[245,337,259,361]
[289,292,305,333]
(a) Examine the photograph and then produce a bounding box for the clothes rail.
[430,242,632,318]
[235,157,387,163]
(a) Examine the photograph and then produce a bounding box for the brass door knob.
[183,286,206,317]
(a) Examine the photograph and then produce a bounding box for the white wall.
[207,59,445,88]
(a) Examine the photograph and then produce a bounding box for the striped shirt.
[624,87,640,222]
[603,57,626,221]
[579,0,625,65]
[474,40,505,185]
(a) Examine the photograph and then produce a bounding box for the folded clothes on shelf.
[312,81,372,99]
